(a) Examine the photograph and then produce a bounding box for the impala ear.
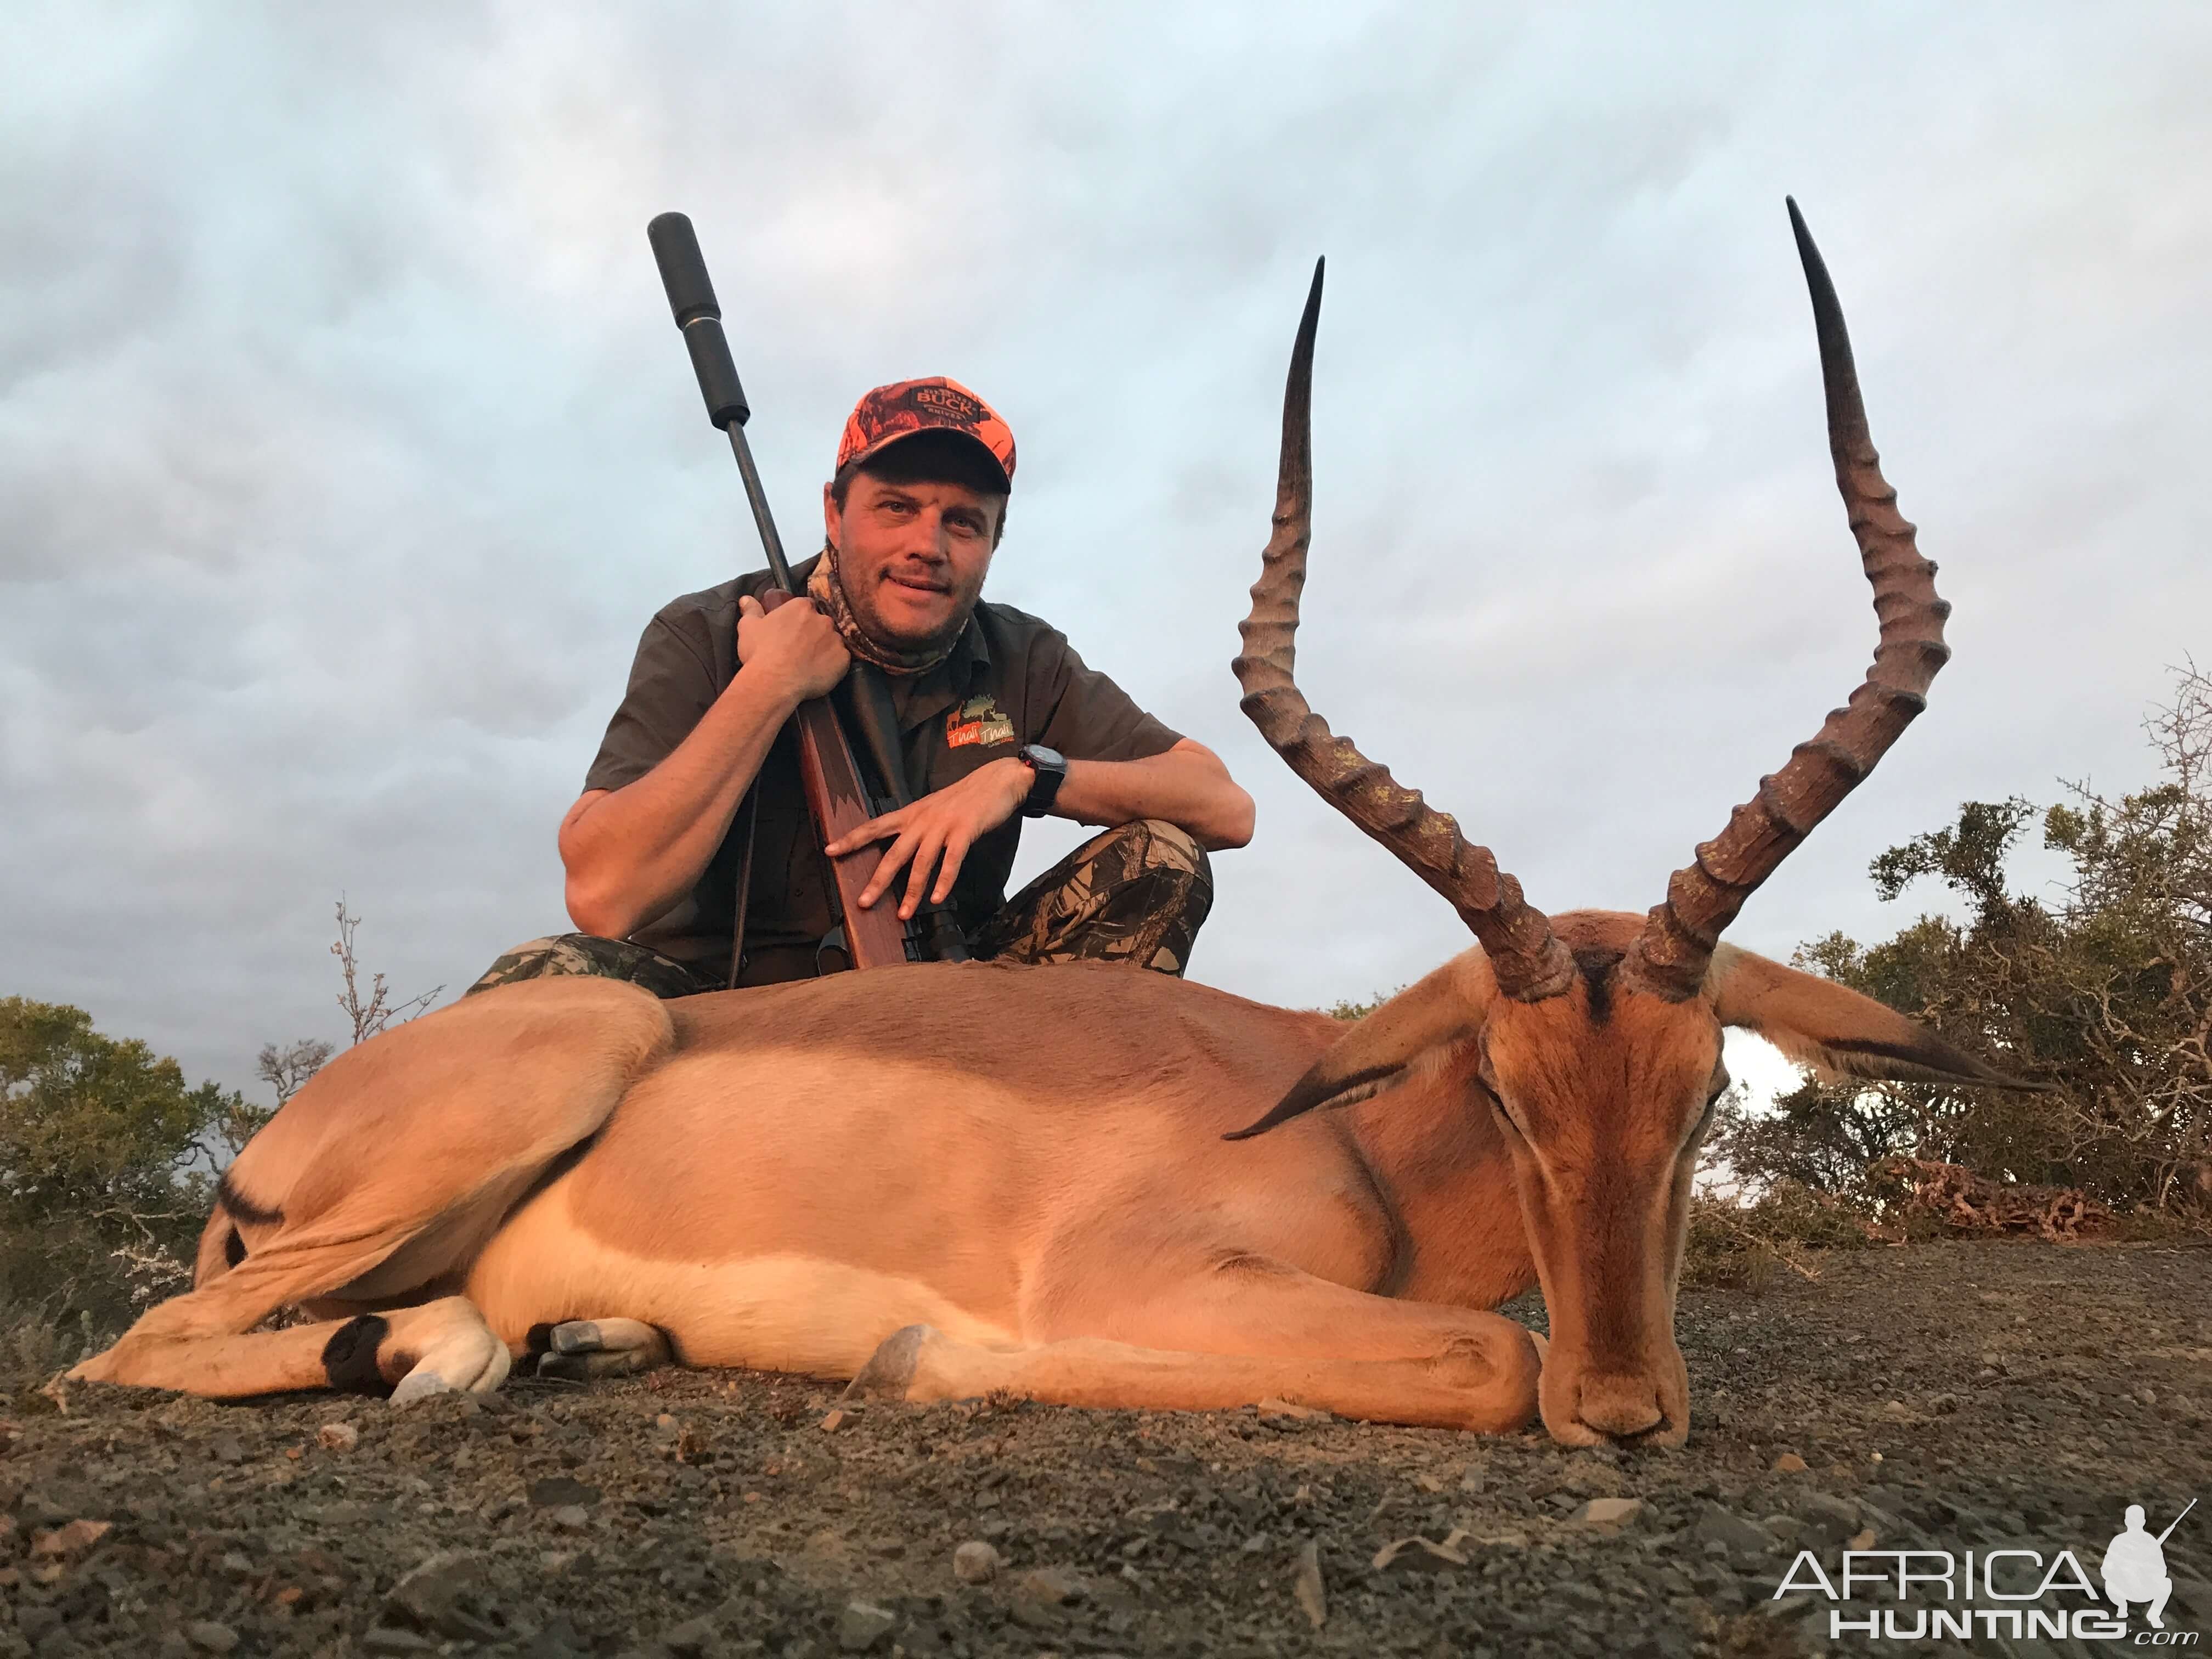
[1706,944,2041,1091]
[1225,955,1497,1141]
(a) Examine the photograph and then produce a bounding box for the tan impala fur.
[74,205,2034,1444]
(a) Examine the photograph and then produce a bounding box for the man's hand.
[736,593,849,703]
[824,758,1032,919]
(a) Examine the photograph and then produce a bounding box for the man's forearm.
[1054,739,1255,850]
[559,669,803,938]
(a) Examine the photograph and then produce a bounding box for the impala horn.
[1623,201,1954,1002]
[1233,259,1575,1003]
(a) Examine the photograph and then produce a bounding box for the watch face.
[1018,745,1067,817]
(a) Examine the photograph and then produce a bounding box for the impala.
[74,202,2028,1446]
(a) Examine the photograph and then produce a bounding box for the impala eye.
[1482,1088,1530,1142]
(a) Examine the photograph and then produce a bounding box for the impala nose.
[1574,1373,1666,1441]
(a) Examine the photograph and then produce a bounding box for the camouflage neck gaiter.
[807,541,958,678]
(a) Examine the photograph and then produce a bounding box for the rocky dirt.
[4,1242,2208,1658]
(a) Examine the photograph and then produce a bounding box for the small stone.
[387,1549,509,1641]
[185,1624,239,1656]
[2138,1387,2158,1407]
[15,1608,60,1644]
[1574,1498,1644,1527]
[1881,1400,1912,1421]
[528,1476,600,1508]
[1847,1527,1878,1550]
[1371,1536,1468,1573]
[1254,1397,1327,1420]
[1457,1466,1487,1495]
[655,1412,678,1430]
[14,1491,69,1530]
[819,1408,849,1432]
[1931,1392,1962,1415]
[1772,1453,1808,1474]
[361,1632,437,1656]
[1413,1472,1444,1493]
[661,1615,719,1656]
[1017,1566,1084,1604]
[836,1599,899,1652]
[317,1422,359,1452]
[1692,1504,1778,1560]
[551,1505,590,1530]
[952,1540,1000,1583]
[1294,1539,1327,1630]
[31,1519,111,1557]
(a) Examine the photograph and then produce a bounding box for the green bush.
[0,997,245,1336]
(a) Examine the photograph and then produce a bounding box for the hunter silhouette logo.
[1773,1496,2200,1643]
[2104,1500,2194,1631]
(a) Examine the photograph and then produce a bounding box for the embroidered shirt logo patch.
[946,693,1017,749]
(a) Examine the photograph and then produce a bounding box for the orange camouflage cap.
[836,376,1015,491]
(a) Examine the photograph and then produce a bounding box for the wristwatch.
[1015,744,1068,819]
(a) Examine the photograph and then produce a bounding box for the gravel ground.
[5,1242,2208,1658]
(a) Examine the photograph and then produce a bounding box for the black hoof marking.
[321,1314,392,1395]
[843,1324,932,1402]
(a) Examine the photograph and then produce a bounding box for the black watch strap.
[1017,744,1068,819]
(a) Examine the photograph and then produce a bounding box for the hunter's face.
[824,472,1001,649]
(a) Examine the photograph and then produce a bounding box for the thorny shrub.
[1711,663,2212,1234]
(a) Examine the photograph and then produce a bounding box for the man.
[2102,1503,2178,1630]
[470,377,1252,996]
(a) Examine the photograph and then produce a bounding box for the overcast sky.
[4,4,2208,1105]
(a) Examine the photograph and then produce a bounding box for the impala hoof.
[390,1368,455,1406]
[530,1317,669,1381]
[844,1324,935,1402]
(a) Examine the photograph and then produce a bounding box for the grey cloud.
[3,3,2208,1097]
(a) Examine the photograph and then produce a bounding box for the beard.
[810,541,985,676]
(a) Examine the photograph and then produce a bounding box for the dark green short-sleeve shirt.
[584,554,1183,984]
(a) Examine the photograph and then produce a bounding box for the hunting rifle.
[646,211,969,975]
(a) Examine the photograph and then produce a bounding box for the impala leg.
[847,1259,1542,1433]
[72,1295,508,1401]
[70,980,676,1402]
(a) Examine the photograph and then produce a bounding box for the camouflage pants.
[466,818,1212,998]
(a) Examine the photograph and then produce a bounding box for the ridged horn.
[1232,259,1575,1003]
[1624,200,1954,1001]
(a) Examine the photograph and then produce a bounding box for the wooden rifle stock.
[759,591,911,969]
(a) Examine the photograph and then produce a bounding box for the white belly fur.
[463,1174,1019,1376]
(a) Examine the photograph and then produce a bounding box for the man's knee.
[1082,818,1212,886]
[1136,819,1210,883]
